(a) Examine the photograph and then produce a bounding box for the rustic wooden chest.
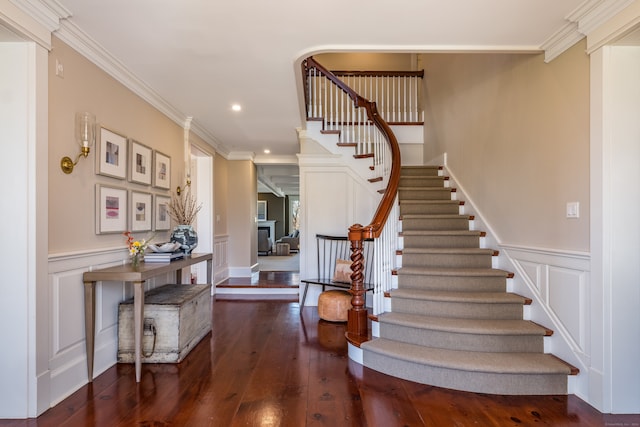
[117,284,211,363]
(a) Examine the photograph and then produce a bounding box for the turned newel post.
[348,224,368,337]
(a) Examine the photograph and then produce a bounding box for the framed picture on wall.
[257,200,267,221]
[95,184,128,234]
[128,140,152,185]
[153,150,171,189]
[130,191,152,232]
[154,194,171,231]
[96,126,128,179]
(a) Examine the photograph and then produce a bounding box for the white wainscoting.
[500,245,590,398]
[213,234,229,285]
[47,248,175,406]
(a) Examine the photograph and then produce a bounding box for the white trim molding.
[541,0,635,62]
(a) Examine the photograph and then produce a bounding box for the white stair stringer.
[303,121,376,183]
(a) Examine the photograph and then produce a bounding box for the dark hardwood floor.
[3,272,638,426]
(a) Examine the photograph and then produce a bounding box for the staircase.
[360,165,578,395]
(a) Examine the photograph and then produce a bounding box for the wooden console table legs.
[133,281,144,382]
[83,281,96,382]
[84,280,146,383]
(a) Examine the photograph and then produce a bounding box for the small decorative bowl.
[147,242,182,253]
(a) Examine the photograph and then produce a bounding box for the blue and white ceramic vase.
[170,225,198,255]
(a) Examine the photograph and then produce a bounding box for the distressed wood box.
[118,284,211,363]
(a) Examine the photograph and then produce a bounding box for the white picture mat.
[96,184,128,234]
[153,151,171,189]
[130,191,152,232]
[154,195,171,231]
[129,140,152,185]
[97,126,127,179]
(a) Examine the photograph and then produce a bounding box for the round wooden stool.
[317,290,352,322]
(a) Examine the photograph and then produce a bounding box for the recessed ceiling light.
[231,104,242,112]
[264,149,271,154]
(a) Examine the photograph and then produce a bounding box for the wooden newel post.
[348,224,368,337]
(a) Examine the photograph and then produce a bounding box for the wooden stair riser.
[379,322,545,353]
[402,217,470,231]
[396,273,507,292]
[402,234,480,248]
[399,188,453,200]
[391,298,524,320]
[363,351,568,395]
[401,252,494,269]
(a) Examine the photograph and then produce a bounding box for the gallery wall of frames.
[94,125,173,235]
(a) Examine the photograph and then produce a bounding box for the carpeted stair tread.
[390,288,527,304]
[401,229,483,237]
[402,213,469,219]
[399,200,462,215]
[401,247,495,255]
[401,166,441,176]
[398,186,451,193]
[379,312,548,336]
[397,266,511,277]
[369,165,575,394]
[399,177,447,186]
[361,338,573,375]
[400,200,460,205]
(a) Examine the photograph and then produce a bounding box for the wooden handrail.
[332,70,424,78]
[303,56,402,340]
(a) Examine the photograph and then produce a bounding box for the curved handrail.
[305,57,401,240]
[304,57,402,339]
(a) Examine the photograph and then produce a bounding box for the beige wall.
[421,40,590,251]
[49,37,184,253]
[227,160,257,269]
[214,154,228,236]
[315,52,416,71]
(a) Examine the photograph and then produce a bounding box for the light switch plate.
[566,202,579,219]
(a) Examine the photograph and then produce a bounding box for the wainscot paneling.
[500,244,591,398]
[48,248,175,406]
[214,234,229,285]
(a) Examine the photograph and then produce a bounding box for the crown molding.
[2,0,68,47]
[10,0,69,32]
[55,19,186,125]
[542,0,635,62]
[253,154,298,165]
[227,151,256,161]
[51,16,229,154]
[189,119,227,156]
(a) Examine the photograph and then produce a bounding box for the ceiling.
[8,0,604,195]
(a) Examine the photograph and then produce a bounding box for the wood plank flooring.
[2,273,639,426]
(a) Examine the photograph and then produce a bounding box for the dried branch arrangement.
[168,186,202,225]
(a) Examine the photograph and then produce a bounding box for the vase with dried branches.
[168,186,202,255]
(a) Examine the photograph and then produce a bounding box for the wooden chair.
[300,234,374,310]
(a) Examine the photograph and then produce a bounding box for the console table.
[83,252,213,383]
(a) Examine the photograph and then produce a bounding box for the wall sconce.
[60,112,96,174]
[176,178,192,196]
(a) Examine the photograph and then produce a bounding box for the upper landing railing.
[302,57,412,342]
[305,67,424,126]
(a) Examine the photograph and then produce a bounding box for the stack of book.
[144,251,184,263]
